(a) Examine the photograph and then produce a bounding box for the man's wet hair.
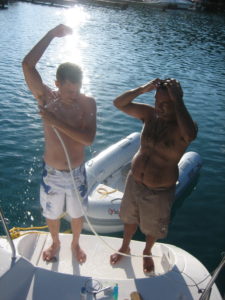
[56,62,82,84]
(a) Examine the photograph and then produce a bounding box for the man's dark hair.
[56,62,82,84]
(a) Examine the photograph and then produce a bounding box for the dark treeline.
[198,0,225,12]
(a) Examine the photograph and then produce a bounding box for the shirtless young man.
[22,24,96,263]
[110,78,197,273]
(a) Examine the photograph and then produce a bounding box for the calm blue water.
[0,2,225,294]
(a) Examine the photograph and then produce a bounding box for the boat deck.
[1,233,223,300]
[17,233,167,279]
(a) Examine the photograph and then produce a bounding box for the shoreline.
[7,0,225,12]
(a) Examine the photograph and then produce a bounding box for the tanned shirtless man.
[22,24,96,263]
[110,78,197,273]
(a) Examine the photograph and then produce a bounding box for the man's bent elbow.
[84,132,96,146]
[113,99,120,108]
[113,97,125,110]
[22,57,29,69]
[22,59,32,76]
[84,138,95,146]
[191,123,198,141]
[185,130,198,143]
[22,56,35,71]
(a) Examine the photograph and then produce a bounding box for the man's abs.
[131,151,179,188]
[44,128,85,170]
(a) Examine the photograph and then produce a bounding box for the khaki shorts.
[40,162,88,220]
[120,172,175,239]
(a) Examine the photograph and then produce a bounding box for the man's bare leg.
[71,217,86,263]
[110,224,137,265]
[143,235,156,273]
[43,218,60,261]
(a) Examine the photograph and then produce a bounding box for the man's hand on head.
[164,79,183,103]
[141,78,162,94]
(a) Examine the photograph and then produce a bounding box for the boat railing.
[199,254,225,300]
[0,207,16,259]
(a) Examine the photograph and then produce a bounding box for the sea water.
[0,2,224,294]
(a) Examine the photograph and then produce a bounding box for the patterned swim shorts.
[40,162,88,220]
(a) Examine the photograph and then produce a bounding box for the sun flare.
[53,7,90,68]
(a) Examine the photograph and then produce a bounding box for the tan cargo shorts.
[120,172,175,239]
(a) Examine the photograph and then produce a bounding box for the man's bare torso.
[43,90,91,170]
[131,115,187,188]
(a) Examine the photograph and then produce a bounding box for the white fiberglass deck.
[17,233,168,278]
[0,233,223,300]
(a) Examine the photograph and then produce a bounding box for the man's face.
[155,89,175,120]
[56,80,81,102]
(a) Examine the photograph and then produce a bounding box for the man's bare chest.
[48,100,84,127]
[142,118,180,149]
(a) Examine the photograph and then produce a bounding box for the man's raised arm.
[166,79,197,143]
[22,24,72,104]
[113,78,160,120]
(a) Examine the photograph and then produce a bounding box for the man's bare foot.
[72,244,86,264]
[143,251,154,274]
[43,242,60,262]
[110,247,130,265]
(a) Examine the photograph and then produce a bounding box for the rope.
[9,213,66,239]
[9,226,48,239]
[97,187,118,195]
[96,187,118,199]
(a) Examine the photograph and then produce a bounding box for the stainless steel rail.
[199,255,225,300]
[0,207,16,259]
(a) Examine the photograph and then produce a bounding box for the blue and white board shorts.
[40,162,88,220]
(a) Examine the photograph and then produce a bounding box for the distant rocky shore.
[1,0,225,12]
[193,0,225,12]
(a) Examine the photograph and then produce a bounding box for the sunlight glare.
[49,7,93,96]
[54,7,90,68]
